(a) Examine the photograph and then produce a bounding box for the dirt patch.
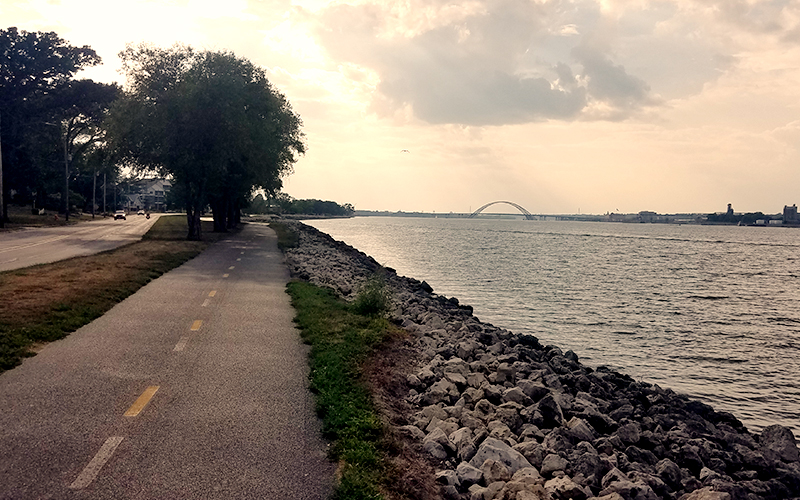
[366,329,444,500]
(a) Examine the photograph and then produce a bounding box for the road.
[0,224,334,499]
[0,214,162,272]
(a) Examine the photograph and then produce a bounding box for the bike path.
[0,224,334,499]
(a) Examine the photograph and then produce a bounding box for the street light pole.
[92,168,97,219]
[62,125,70,222]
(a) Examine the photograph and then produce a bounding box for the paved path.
[0,224,334,499]
[0,214,162,272]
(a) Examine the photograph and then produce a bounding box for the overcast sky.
[4,0,800,214]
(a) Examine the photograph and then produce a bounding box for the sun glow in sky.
[4,0,800,214]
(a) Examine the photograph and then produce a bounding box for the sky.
[4,0,800,215]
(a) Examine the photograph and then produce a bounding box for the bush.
[351,273,392,317]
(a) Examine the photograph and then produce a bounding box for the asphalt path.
[0,214,162,272]
[0,223,334,499]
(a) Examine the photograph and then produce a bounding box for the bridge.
[469,201,536,220]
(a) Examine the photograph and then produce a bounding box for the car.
[114,210,127,220]
[137,210,144,215]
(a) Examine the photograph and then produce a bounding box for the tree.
[0,27,101,226]
[107,44,305,240]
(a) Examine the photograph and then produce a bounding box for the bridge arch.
[469,201,535,220]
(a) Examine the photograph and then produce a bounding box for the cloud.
[306,0,675,125]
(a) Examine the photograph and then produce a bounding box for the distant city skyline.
[4,0,799,214]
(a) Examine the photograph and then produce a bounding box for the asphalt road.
[0,214,162,272]
[0,224,334,499]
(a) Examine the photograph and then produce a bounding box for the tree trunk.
[186,205,202,241]
[211,197,227,232]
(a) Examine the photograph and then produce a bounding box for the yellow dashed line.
[191,320,202,331]
[228,266,235,270]
[124,386,159,417]
[209,291,216,297]
[223,274,229,278]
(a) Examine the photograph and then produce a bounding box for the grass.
[0,215,231,372]
[287,280,402,500]
[269,220,299,250]
[0,205,100,230]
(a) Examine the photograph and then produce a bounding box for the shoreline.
[280,220,800,500]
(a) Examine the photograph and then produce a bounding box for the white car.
[114,210,126,220]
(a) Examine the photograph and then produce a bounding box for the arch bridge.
[469,201,535,220]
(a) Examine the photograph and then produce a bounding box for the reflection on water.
[307,217,800,437]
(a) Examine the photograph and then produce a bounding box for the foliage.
[352,273,393,317]
[0,27,107,223]
[107,44,305,239]
[252,191,354,216]
[287,281,397,500]
[706,211,773,224]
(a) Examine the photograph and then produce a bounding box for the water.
[305,217,800,437]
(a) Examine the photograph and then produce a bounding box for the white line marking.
[228,266,235,270]
[223,273,229,278]
[201,299,210,307]
[236,258,241,261]
[69,436,124,489]
[173,336,190,352]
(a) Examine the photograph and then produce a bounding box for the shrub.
[351,273,392,317]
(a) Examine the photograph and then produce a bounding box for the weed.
[352,273,392,318]
[287,281,400,500]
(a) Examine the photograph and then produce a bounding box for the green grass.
[287,281,399,500]
[0,216,232,372]
[269,221,299,250]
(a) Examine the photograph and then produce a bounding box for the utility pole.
[62,123,70,222]
[103,172,106,215]
[0,114,4,229]
[92,168,97,219]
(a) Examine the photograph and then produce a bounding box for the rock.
[540,454,569,476]
[469,437,533,475]
[425,427,455,454]
[511,467,542,481]
[282,221,800,500]
[678,486,731,500]
[397,424,426,441]
[536,393,564,429]
[481,458,511,483]
[599,479,659,500]
[518,379,550,401]
[424,440,449,460]
[457,461,484,486]
[436,469,461,487]
[502,386,531,405]
[760,424,800,463]
[567,417,598,442]
[655,458,682,489]
[545,476,588,500]
[616,423,641,445]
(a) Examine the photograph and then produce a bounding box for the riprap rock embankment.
[281,220,800,500]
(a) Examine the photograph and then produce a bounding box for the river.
[305,216,800,437]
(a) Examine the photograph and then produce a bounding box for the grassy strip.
[0,216,229,372]
[269,220,299,250]
[287,280,401,500]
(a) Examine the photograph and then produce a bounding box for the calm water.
[306,217,800,437]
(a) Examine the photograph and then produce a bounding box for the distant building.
[125,178,172,212]
[638,211,658,223]
[727,203,734,216]
[784,204,798,224]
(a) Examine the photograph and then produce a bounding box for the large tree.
[107,44,305,240]
[0,27,101,226]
